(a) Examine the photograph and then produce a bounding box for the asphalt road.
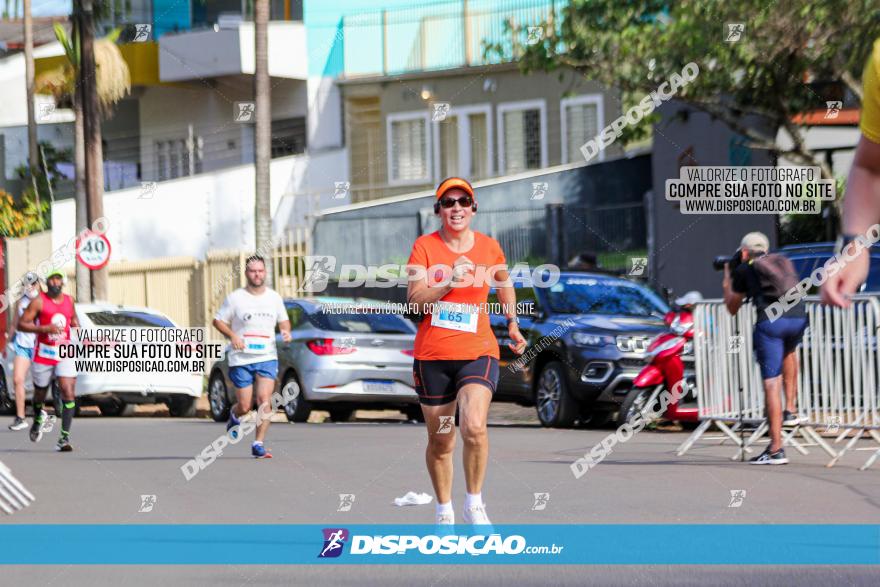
[1,409,879,585]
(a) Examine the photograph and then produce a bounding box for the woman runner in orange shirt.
[406,177,526,527]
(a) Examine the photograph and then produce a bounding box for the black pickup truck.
[489,271,669,428]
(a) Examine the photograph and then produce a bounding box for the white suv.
[1,303,203,417]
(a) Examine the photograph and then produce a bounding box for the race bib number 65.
[431,302,478,333]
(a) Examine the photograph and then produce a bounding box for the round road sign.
[76,231,112,270]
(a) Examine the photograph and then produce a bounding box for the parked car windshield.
[546,277,668,317]
[85,311,175,327]
[487,287,539,314]
[308,309,416,334]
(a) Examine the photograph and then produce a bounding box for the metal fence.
[564,203,647,256]
[468,207,547,263]
[342,0,570,77]
[678,297,880,470]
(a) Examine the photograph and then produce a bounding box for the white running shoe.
[782,410,807,427]
[8,417,27,431]
[436,512,455,525]
[41,414,56,434]
[462,504,492,526]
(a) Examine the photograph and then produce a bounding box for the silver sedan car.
[207,297,420,423]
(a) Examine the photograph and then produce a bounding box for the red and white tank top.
[34,292,75,365]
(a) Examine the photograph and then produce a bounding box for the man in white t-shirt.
[213,256,291,458]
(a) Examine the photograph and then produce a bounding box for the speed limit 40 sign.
[76,231,112,270]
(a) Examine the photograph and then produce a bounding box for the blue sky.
[31,0,71,17]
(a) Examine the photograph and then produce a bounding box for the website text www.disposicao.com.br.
[318,529,565,559]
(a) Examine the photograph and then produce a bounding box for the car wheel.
[535,361,578,428]
[97,397,130,417]
[403,405,425,422]
[282,373,311,423]
[168,396,197,418]
[616,385,663,428]
[208,372,231,422]
[328,407,355,422]
[0,371,13,415]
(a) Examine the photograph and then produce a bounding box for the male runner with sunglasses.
[407,177,527,527]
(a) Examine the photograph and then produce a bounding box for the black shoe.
[56,436,73,452]
[29,412,46,443]
[750,447,788,465]
[782,411,805,426]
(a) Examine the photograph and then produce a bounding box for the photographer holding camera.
[720,232,807,465]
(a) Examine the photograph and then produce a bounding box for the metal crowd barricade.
[801,297,880,469]
[676,296,880,469]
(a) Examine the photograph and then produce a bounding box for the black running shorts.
[412,355,499,406]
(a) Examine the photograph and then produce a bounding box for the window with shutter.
[468,112,489,180]
[154,136,203,181]
[499,101,545,174]
[438,116,459,178]
[389,115,429,183]
[432,105,492,183]
[562,96,603,164]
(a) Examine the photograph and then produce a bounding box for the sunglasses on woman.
[439,195,474,209]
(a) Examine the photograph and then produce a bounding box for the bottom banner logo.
[319,528,533,557]
[318,528,349,558]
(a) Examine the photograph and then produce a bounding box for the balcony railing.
[96,0,303,40]
[341,0,569,78]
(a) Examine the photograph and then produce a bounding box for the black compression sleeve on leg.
[61,401,75,436]
[33,385,48,405]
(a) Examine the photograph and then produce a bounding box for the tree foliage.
[34,23,129,115]
[6,141,69,235]
[0,190,49,238]
[489,0,879,178]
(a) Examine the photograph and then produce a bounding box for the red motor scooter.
[616,291,701,427]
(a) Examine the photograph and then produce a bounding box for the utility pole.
[79,0,108,300]
[254,0,273,286]
[73,4,91,302]
[23,0,39,206]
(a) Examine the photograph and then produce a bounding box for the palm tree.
[254,0,273,286]
[23,0,37,182]
[36,23,130,114]
[35,21,130,302]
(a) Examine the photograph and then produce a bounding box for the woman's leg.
[12,354,31,420]
[421,401,458,505]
